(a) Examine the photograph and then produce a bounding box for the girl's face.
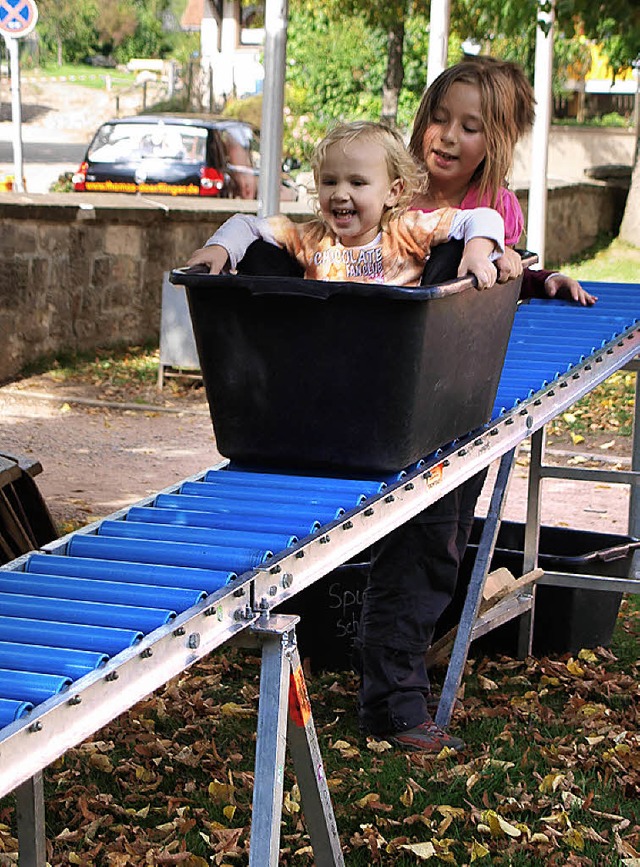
[421,81,487,195]
[316,139,403,247]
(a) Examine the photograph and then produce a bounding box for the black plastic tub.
[275,560,369,673]
[277,523,637,672]
[171,267,523,473]
[439,519,639,655]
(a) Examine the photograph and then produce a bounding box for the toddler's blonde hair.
[311,121,419,227]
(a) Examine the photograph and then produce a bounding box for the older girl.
[409,56,596,304]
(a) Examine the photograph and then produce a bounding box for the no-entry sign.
[0,0,38,39]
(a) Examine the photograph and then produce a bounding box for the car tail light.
[72,162,88,192]
[199,166,225,196]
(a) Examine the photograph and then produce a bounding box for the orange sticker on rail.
[288,666,311,728]
[425,462,444,487]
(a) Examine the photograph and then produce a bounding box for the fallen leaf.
[566,659,585,677]
[367,738,393,753]
[220,702,254,717]
[539,772,566,794]
[484,810,522,838]
[400,841,437,859]
[88,754,113,773]
[470,839,491,860]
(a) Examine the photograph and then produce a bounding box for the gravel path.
[0,377,632,537]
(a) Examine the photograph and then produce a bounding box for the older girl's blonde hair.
[311,121,420,227]
[409,57,535,207]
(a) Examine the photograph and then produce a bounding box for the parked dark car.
[72,115,296,199]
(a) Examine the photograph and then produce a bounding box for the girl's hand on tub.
[458,237,498,289]
[186,244,229,275]
[495,247,524,283]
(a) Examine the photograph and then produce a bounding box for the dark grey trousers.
[356,470,488,735]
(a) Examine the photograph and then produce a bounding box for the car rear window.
[88,123,208,164]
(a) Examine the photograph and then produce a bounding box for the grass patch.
[555,235,640,285]
[545,235,638,443]
[22,62,137,89]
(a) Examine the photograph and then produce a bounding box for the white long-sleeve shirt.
[205,207,504,286]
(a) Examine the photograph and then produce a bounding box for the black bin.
[275,560,369,673]
[280,523,637,672]
[441,519,639,656]
[172,269,523,474]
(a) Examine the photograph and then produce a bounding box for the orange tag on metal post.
[288,665,311,728]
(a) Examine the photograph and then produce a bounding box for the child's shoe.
[380,717,464,753]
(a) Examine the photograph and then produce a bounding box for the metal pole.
[15,772,47,867]
[526,0,555,268]
[426,0,450,86]
[3,35,25,193]
[258,0,288,218]
[630,361,640,544]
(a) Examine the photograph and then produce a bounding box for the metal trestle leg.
[249,614,344,867]
[436,448,528,729]
[15,771,47,867]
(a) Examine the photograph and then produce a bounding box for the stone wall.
[0,182,627,383]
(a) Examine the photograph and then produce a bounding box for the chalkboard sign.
[275,561,369,673]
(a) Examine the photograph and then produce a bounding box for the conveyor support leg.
[15,771,46,867]
[249,614,344,867]
[630,364,640,553]
[518,425,545,657]
[435,448,518,729]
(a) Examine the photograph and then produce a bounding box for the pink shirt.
[413,186,523,247]
[457,186,523,246]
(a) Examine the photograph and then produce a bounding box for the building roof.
[181,0,204,30]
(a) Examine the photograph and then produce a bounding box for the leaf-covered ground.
[1,243,637,864]
[0,598,637,866]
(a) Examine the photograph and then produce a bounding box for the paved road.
[0,141,86,163]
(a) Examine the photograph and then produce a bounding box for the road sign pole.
[3,33,25,192]
[0,0,40,194]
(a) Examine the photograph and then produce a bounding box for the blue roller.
[211,468,386,498]
[0,593,175,632]
[180,480,363,509]
[0,616,142,655]
[0,698,33,727]
[0,573,205,613]
[155,492,343,525]
[98,518,296,551]
[25,553,234,594]
[0,641,107,679]
[67,534,271,572]
[0,669,71,704]
[127,505,320,540]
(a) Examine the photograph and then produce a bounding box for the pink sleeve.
[461,186,524,246]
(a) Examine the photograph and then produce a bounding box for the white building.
[181,0,265,110]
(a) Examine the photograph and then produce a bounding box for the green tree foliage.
[35,0,180,66]
[36,0,99,65]
[96,0,138,57]
[452,0,640,76]
[112,0,175,63]
[283,5,387,164]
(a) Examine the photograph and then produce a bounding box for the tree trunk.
[618,140,640,247]
[380,19,405,127]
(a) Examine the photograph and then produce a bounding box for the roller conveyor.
[0,281,638,808]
